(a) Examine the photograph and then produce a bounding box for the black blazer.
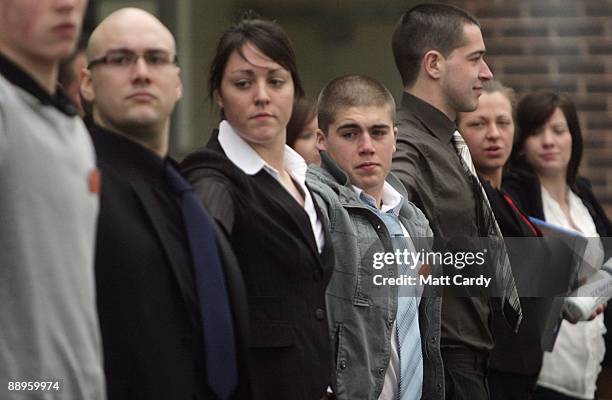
[503,168,612,368]
[483,179,556,375]
[181,133,335,400]
[91,125,250,400]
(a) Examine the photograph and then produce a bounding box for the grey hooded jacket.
[307,152,444,400]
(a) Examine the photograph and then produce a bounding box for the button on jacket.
[307,152,443,400]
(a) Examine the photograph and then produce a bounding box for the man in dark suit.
[80,8,249,400]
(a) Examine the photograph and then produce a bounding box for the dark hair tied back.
[208,14,304,120]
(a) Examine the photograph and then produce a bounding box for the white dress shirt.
[218,120,324,253]
[537,186,606,399]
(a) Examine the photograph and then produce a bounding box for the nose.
[358,133,376,154]
[541,129,555,147]
[131,56,151,84]
[254,80,271,106]
[485,122,501,140]
[54,0,80,12]
[479,59,493,81]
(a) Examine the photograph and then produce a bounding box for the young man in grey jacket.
[306,75,443,400]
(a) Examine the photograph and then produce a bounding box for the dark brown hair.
[208,16,304,119]
[286,97,316,148]
[392,3,480,88]
[510,90,583,190]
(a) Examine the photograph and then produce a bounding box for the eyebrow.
[370,124,392,130]
[336,123,361,130]
[228,67,286,75]
[468,50,486,58]
[101,47,173,57]
[336,123,391,130]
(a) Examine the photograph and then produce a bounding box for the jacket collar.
[308,152,427,239]
[312,151,409,211]
[0,52,77,116]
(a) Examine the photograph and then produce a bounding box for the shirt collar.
[400,91,457,143]
[0,51,77,116]
[218,120,308,186]
[352,181,405,215]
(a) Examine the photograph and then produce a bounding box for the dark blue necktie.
[165,164,238,399]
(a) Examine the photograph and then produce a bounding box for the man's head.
[59,44,87,115]
[0,0,88,86]
[316,75,397,204]
[392,3,492,119]
[81,8,181,155]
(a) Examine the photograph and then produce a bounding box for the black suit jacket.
[181,133,335,400]
[504,168,612,368]
[91,124,250,400]
[483,179,558,375]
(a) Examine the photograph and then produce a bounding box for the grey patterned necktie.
[452,130,522,331]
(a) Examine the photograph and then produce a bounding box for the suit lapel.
[252,171,321,260]
[131,180,199,315]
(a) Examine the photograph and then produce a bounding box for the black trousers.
[443,347,490,400]
[489,369,539,400]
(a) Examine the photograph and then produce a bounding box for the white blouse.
[218,120,324,253]
[537,186,606,399]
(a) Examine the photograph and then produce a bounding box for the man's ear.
[175,67,183,100]
[80,68,95,102]
[423,50,444,80]
[316,128,327,151]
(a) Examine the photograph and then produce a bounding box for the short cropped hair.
[208,15,304,119]
[317,75,396,135]
[392,3,480,88]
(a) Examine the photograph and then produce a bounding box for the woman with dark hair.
[286,97,320,165]
[181,17,333,400]
[504,91,612,400]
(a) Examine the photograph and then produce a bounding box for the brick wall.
[448,0,612,216]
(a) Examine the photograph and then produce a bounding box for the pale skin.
[461,97,604,322]
[407,23,492,121]
[64,50,87,116]
[217,42,304,206]
[317,106,397,208]
[81,8,182,157]
[523,108,576,230]
[522,108,606,320]
[0,0,88,93]
[458,90,514,189]
[292,116,321,166]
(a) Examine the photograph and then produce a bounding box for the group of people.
[1,1,611,400]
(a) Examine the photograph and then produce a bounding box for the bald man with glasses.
[81,8,250,400]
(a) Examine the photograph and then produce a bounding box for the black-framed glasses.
[87,49,178,69]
